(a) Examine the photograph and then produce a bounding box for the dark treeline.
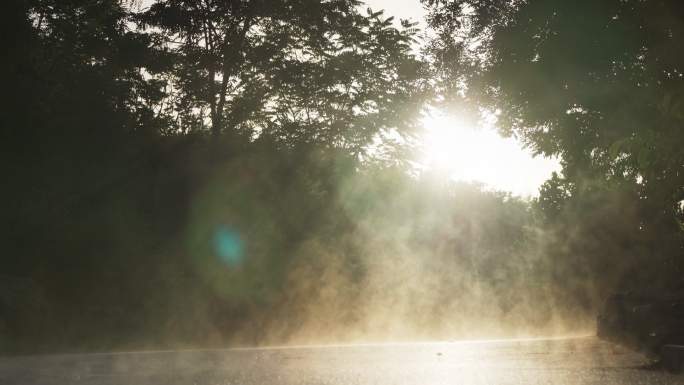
[1,0,428,352]
[1,0,682,353]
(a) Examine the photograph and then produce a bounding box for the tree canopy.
[137,0,430,152]
[423,0,684,261]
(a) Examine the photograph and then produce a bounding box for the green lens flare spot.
[213,226,244,266]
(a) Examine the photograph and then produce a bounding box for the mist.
[146,153,601,348]
[2,0,682,357]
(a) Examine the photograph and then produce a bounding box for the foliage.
[0,0,436,352]
[136,0,431,153]
[424,0,684,293]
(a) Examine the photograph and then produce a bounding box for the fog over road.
[1,337,681,385]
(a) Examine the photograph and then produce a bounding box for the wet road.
[1,337,681,384]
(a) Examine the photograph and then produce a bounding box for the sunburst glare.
[419,112,560,196]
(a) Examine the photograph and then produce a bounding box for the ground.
[1,337,681,384]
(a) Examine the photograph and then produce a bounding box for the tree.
[424,0,684,254]
[137,0,431,153]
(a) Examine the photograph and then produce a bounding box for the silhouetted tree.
[0,0,435,353]
[137,1,430,152]
[424,0,684,289]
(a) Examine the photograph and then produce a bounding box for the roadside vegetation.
[1,0,682,353]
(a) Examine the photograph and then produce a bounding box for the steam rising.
[183,156,596,347]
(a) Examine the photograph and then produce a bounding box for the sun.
[419,112,560,196]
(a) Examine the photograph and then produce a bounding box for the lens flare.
[213,226,244,266]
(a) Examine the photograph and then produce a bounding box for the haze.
[3,2,682,379]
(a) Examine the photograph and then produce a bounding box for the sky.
[418,112,561,197]
[364,0,427,26]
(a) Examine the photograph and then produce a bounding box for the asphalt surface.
[1,337,682,385]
